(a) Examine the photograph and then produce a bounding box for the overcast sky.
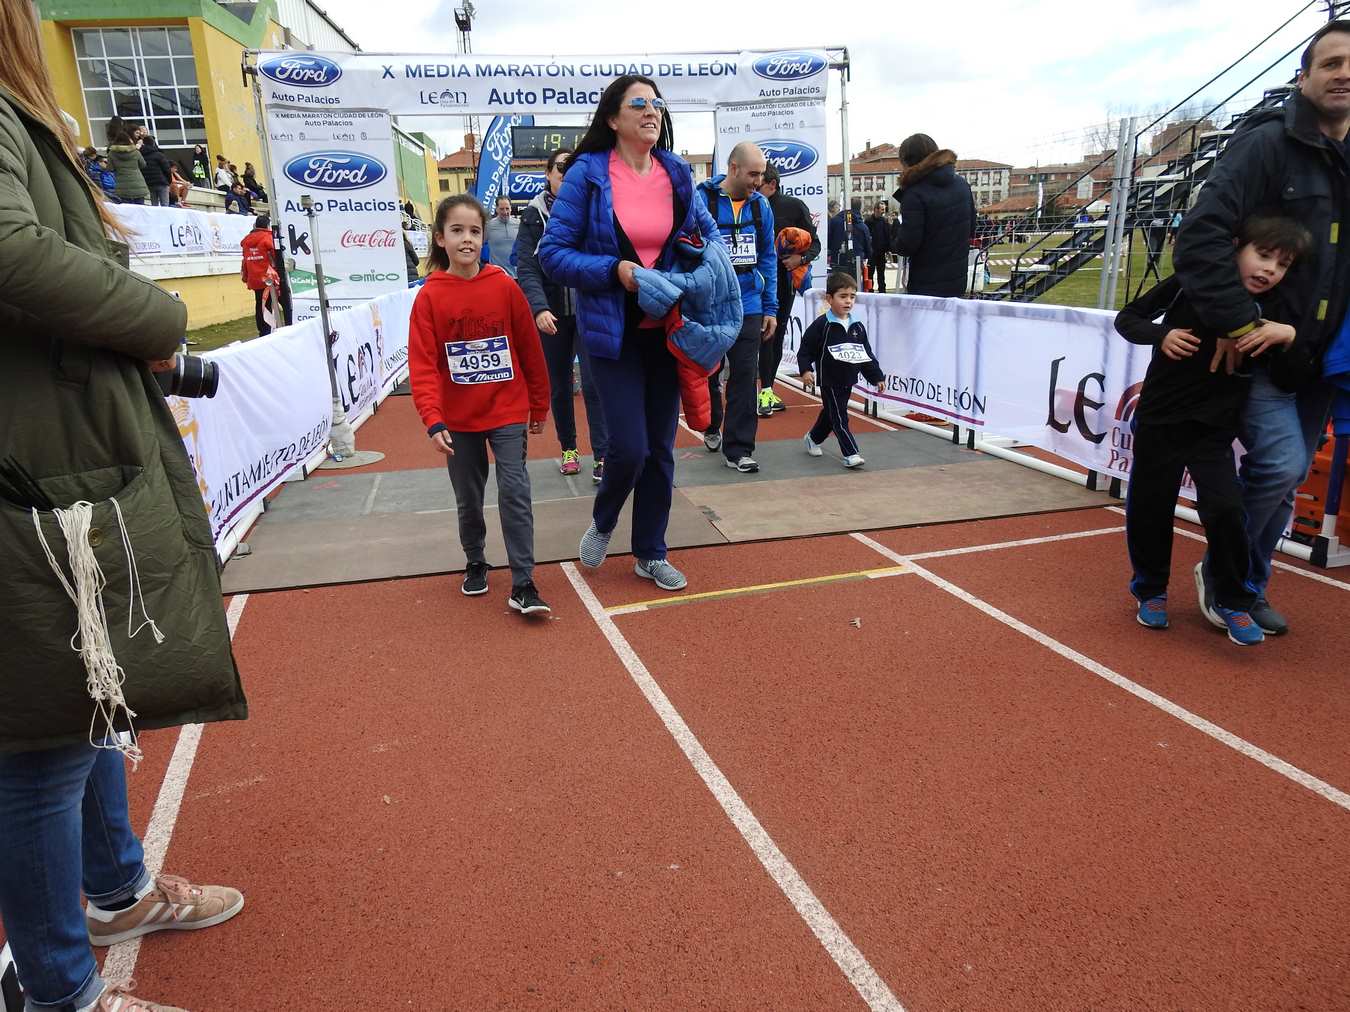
[311,0,1329,167]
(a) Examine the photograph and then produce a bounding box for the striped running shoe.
[87,874,244,946]
[579,522,612,569]
[560,449,581,475]
[1216,606,1264,646]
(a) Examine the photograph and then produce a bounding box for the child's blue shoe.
[1216,606,1264,646]
[1136,595,1169,629]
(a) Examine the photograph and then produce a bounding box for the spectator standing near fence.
[139,134,173,207]
[757,162,819,415]
[484,195,519,276]
[697,141,777,473]
[1176,19,1350,636]
[106,126,148,205]
[827,198,871,277]
[241,214,276,337]
[866,201,892,293]
[516,147,610,484]
[539,75,724,593]
[889,133,977,297]
[191,143,209,184]
[0,4,249,1007]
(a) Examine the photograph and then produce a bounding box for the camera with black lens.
[154,353,220,399]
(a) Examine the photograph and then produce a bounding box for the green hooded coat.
[0,86,247,752]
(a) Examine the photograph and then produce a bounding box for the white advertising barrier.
[254,50,829,114]
[266,107,407,321]
[790,291,1161,491]
[715,100,828,286]
[170,286,416,552]
[111,203,254,257]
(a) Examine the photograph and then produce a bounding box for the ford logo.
[282,151,387,190]
[259,54,343,88]
[752,51,827,82]
[508,174,546,198]
[758,139,819,177]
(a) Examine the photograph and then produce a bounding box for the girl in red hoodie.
[409,194,552,615]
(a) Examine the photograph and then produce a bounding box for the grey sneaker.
[703,430,722,452]
[635,558,688,591]
[842,454,865,468]
[1250,598,1289,635]
[579,522,612,569]
[725,455,759,473]
[1193,562,1224,629]
[803,433,823,457]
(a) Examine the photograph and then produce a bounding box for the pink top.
[609,150,673,269]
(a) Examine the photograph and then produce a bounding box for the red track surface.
[86,505,1347,1011]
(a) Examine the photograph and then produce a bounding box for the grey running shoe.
[703,430,723,452]
[1250,598,1289,635]
[579,522,612,569]
[634,558,688,591]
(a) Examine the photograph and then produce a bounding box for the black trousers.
[759,279,794,389]
[707,314,762,460]
[808,382,860,456]
[1125,419,1255,610]
[869,258,888,293]
[253,288,272,337]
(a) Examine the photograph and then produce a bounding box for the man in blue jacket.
[698,141,778,473]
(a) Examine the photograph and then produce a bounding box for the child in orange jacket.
[408,194,552,615]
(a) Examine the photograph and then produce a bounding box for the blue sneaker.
[1136,595,1168,629]
[1216,607,1264,646]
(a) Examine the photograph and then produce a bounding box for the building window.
[74,27,203,148]
[439,178,450,192]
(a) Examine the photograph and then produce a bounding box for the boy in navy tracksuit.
[697,142,777,473]
[798,272,886,468]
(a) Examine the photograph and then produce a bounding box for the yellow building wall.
[41,22,87,145]
[189,16,283,175]
[162,272,255,330]
[420,148,439,222]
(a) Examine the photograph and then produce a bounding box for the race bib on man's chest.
[445,336,514,384]
[727,231,757,267]
[828,342,871,365]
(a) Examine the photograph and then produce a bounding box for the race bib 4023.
[828,341,872,365]
[446,336,514,384]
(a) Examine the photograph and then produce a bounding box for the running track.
[100,503,1349,1009]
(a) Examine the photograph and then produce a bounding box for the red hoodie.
[408,266,550,434]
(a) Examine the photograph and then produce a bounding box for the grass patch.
[185,315,261,353]
[982,229,1173,310]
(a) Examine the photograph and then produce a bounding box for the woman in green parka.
[105,124,149,204]
[0,2,248,1009]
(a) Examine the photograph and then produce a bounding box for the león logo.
[259,55,343,88]
[282,151,387,191]
[752,52,827,82]
[1114,381,1144,422]
[1047,358,1142,474]
[759,140,819,177]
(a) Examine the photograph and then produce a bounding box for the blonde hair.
[0,0,123,237]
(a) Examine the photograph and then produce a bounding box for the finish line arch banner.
[254,50,828,114]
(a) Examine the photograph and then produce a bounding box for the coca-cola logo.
[340,228,398,248]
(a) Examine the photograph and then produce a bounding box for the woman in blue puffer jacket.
[539,74,722,593]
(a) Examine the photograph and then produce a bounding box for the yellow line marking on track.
[606,565,911,615]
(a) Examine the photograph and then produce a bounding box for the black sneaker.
[461,561,488,596]
[509,581,551,615]
[1250,599,1289,635]
[592,459,604,486]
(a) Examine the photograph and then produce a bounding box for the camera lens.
[154,354,220,399]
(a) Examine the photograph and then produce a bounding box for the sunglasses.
[625,96,667,112]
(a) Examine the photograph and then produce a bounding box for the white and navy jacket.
[798,311,885,389]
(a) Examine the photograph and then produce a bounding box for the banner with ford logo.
[266,108,407,317]
[715,100,828,287]
[254,49,827,112]
[473,113,533,212]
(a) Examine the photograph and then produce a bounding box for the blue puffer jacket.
[633,233,744,370]
[696,175,777,318]
[538,148,721,361]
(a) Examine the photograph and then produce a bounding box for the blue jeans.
[0,744,150,1010]
[1236,369,1334,597]
[588,322,680,560]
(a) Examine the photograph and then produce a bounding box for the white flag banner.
[266,107,407,313]
[715,99,827,286]
[791,291,1166,491]
[255,50,828,115]
[111,204,254,257]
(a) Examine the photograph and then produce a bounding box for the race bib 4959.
[445,336,514,384]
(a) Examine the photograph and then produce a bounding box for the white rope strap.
[31,497,166,768]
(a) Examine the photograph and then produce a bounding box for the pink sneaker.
[86,874,244,946]
[93,980,187,1011]
[559,449,581,475]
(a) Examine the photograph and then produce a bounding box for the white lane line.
[561,562,906,1012]
[361,473,384,516]
[103,593,250,981]
[850,532,1350,813]
[906,526,1125,561]
[1104,505,1350,592]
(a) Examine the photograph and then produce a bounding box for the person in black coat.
[889,133,977,297]
[758,163,820,413]
[139,134,174,207]
[865,201,892,292]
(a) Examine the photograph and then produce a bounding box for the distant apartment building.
[826,142,1011,211]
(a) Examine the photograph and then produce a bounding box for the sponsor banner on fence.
[266,107,407,306]
[111,204,254,257]
[474,114,533,211]
[178,287,417,545]
[715,99,827,285]
[254,49,828,114]
[791,291,1159,489]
